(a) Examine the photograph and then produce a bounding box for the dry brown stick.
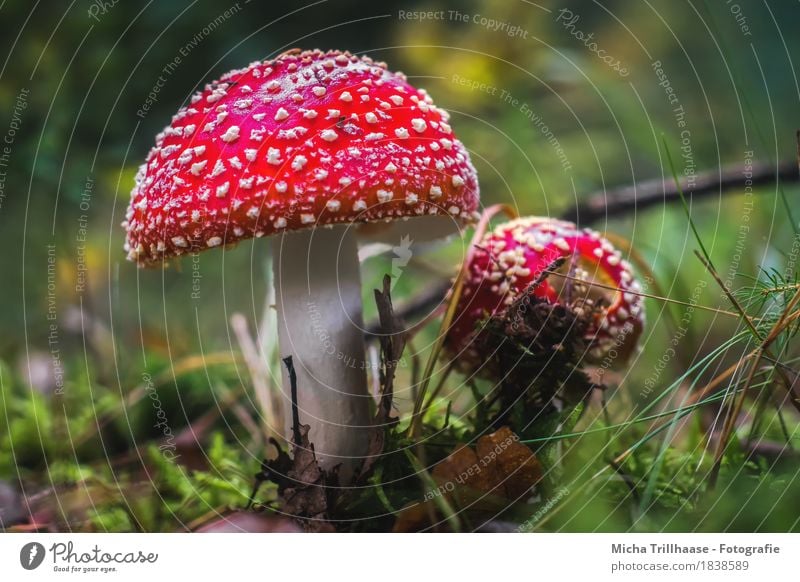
[560,159,798,224]
[372,160,798,332]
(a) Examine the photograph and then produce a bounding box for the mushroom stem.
[272,225,370,480]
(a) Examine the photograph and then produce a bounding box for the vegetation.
[2,0,800,532]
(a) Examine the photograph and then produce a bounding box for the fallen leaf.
[393,427,542,531]
[476,426,542,500]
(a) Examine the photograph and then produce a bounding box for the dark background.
[1,0,799,531]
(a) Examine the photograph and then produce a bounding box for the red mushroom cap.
[123,49,480,265]
[447,216,645,372]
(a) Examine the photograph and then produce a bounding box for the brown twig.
[375,160,799,331]
[282,356,302,446]
[560,159,798,225]
[365,281,450,336]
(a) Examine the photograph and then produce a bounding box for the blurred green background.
[1,0,799,531]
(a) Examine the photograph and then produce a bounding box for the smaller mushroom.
[446,216,645,375]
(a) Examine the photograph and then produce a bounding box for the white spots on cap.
[207,87,227,103]
[593,247,604,259]
[320,129,338,142]
[125,49,480,266]
[607,254,621,266]
[246,206,260,219]
[171,236,188,248]
[527,239,544,252]
[301,213,315,224]
[216,182,230,198]
[210,159,226,178]
[277,126,307,140]
[553,237,570,252]
[160,144,179,159]
[190,160,207,176]
[267,147,282,165]
[222,125,239,143]
[207,236,223,247]
[440,138,453,150]
[291,155,308,171]
[411,118,427,133]
[452,175,465,188]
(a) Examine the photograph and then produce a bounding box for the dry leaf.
[393,427,542,531]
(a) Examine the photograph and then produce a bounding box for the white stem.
[272,225,370,480]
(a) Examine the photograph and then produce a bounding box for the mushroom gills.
[272,224,371,478]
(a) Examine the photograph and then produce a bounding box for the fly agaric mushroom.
[123,49,479,477]
[446,217,644,375]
